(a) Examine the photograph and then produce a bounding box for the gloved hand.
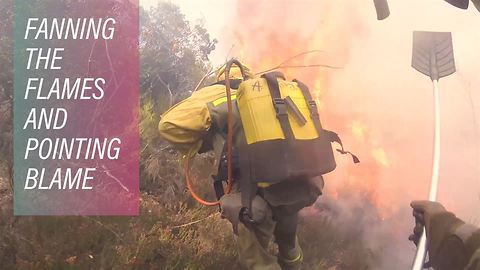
[217,147,240,181]
[220,193,270,233]
[409,200,467,269]
[219,193,243,229]
[409,200,447,245]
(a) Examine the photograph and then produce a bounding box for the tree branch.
[84,216,125,243]
[259,64,343,75]
[8,162,13,191]
[193,59,230,92]
[193,66,213,92]
[104,39,119,88]
[254,50,342,75]
[157,75,173,107]
[100,164,130,193]
[86,40,98,76]
[169,212,220,229]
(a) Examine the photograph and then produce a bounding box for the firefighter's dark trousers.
[236,199,303,270]
[220,177,323,270]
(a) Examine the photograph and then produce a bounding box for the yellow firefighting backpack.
[234,71,359,218]
[237,71,358,184]
[158,84,236,157]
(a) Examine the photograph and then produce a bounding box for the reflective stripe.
[257,182,271,188]
[282,251,303,263]
[213,94,237,106]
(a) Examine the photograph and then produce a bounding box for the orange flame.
[216,1,480,267]
[224,0,407,221]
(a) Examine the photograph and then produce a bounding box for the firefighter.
[409,200,480,270]
[206,62,324,270]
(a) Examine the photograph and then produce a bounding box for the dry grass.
[0,168,379,270]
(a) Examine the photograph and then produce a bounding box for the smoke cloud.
[214,0,480,268]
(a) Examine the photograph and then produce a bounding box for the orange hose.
[185,158,219,206]
[185,60,241,206]
[224,61,235,195]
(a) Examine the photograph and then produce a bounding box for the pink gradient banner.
[14,0,139,215]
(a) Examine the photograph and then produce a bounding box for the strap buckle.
[307,100,319,118]
[273,98,288,117]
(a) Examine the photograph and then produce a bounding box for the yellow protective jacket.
[158,83,231,157]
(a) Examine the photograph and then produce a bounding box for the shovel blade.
[412,31,456,81]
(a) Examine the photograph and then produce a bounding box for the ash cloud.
[218,0,480,268]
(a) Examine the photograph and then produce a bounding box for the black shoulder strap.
[212,143,228,200]
[294,79,323,135]
[261,72,294,141]
[294,79,360,164]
